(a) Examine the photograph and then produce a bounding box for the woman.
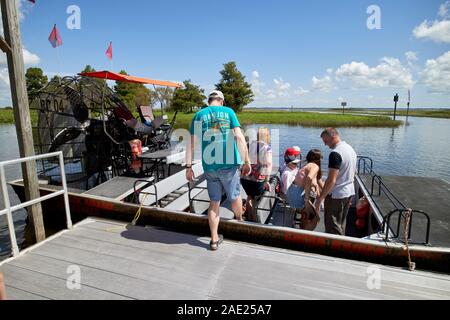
[241,128,273,222]
[293,149,324,209]
[290,149,324,229]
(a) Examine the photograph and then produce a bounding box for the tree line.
[25,61,254,113]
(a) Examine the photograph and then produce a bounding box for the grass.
[0,108,38,125]
[382,110,450,119]
[0,107,402,128]
[169,110,402,129]
[330,108,450,119]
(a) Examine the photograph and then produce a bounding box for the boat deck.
[359,175,450,248]
[1,218,449,300]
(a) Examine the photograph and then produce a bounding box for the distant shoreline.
[3,107,448,128]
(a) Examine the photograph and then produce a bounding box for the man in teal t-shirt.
[186,90,251,251]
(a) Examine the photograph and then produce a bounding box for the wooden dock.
[1,217,449,300]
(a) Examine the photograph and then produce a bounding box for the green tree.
[171,80,206,113]
[113,70,151,111]
[153,87,175,115]
[215,61,254,113]
[25,67,48,103]
[49,75,62,83]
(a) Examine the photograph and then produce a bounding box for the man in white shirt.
[315,128,357,235]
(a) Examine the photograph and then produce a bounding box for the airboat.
[9,71,450,274]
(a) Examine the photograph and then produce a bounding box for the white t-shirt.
[281,166,299,194]
[328,141,357,199]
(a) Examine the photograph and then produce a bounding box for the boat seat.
[138,106,166,130]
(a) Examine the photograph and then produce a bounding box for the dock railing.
[0,152,72,257]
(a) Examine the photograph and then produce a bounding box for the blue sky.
[1,0,450,108]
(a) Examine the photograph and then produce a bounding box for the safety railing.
[0,152,72,257]
[357,156,373,175]
[370,174,406,211]
[356,156,432,245]
[381,209,431,245]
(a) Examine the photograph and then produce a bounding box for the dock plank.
[3,286,50,300]
[1,263,131,300]
[7,253,205,300]
[1,218,450,300]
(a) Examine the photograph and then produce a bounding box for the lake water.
[1,116,449,259]
[0,125,28,260]
[246,116,450,181]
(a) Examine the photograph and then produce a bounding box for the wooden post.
[1,0,46,242]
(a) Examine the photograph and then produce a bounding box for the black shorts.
[241,179,265,198]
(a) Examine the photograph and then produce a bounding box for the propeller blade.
[49,127,85,153]
[63,86,89,123]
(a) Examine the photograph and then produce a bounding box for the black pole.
[393,94,399,121]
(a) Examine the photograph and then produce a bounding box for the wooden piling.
[1,0,46,242]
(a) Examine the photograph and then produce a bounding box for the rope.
[404,208,416,271]
[105,193,149,232]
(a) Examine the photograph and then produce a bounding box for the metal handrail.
[0,152,72,257]
[356,155,432,244]
[357,156,373,175]
[371,174,406,211]
[133,179,160,207]
[381,209,431,245]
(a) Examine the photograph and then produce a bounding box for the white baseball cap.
[209,90,225,101]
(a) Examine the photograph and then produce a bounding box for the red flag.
[48,24,62,48]
[106,42,113,61]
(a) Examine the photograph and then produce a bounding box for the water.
[1,116,449,259]
[245,116,450,181]
[0,125,27,260]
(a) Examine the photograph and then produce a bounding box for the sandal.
[210,235,224,251]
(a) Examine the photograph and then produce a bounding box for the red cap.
[284,147,301,164]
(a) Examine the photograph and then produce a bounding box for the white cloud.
[265,78,291,99]
[405,51,419,68]
[251,70,265,97]
[335,57,415,89]
[0,48,40,106]
[413,2,450,43]
[311,75,334,92]
[273,78,291,95]
[294,86,309,96]
[413,20,450,43]
[405,51,418,62]
[1,0,28,36]
[0,49,40,66]
[421,50,450,94]
[439,1,450,18]
[0,67,11,106]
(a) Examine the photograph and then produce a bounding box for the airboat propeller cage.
[31,71,180,188]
